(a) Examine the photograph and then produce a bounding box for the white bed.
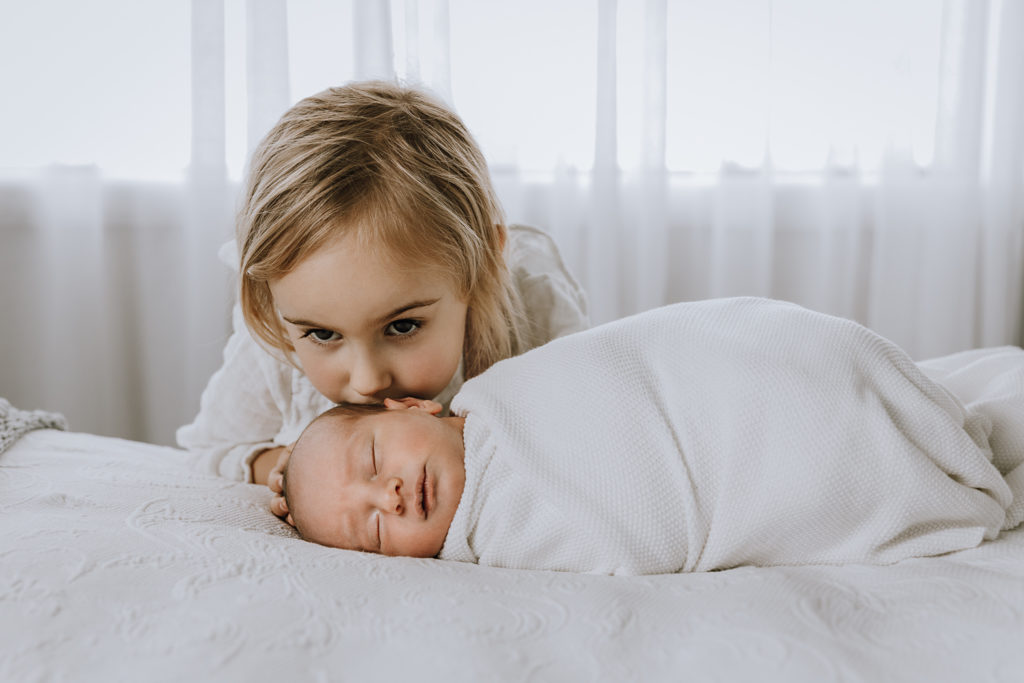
[2,429,1023,682]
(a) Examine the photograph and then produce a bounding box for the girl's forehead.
[272,235,465,324]
[311,230,455,283]
[275,272,451,330]
[281,237,443,290]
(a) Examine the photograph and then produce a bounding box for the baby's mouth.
[422,468,433,519]
[415,468,427,518]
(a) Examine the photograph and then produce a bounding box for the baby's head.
[283,398,467,557]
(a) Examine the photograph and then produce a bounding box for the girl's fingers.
[275,447,291,468]
[267,446,293,495]
[267,443,295,494]
[269,495,289,517]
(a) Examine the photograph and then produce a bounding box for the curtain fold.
[354,0,395,80]
[585,0,623,324]
[187,0,233,435]
[245,0,291,154]
[1,1,1022,445]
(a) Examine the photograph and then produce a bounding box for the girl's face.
[269,233,468,405]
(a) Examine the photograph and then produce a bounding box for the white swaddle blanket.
[439,298,1022,575]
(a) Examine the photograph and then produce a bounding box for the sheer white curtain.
[485,0,1024,358]
[1,0,1022,445]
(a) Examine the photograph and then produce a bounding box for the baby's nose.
[380,477,403,514]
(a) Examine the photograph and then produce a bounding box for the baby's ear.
[383,397,443,415]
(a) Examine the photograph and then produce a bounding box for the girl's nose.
[376,477,403,515]
[349,353,391,399]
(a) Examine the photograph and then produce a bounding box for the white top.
[176,225,589,482]
[441,298,1019,574]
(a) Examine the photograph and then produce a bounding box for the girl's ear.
[383,397,443,415]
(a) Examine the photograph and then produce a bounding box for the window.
[0,1,948,180]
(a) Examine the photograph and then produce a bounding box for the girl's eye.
[385,319,421,337]
[301,328,341,345]
[371,439,377,475]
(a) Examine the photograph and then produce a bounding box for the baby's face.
[288,404,466,558]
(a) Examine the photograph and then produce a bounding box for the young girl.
[176,81,589,518]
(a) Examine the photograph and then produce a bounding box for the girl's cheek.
[299,355,335,390]
[397,356,444,394]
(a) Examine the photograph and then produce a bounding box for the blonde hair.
[238,80,526,378]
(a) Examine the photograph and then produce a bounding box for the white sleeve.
[176,302,294,482]
[506,224,590,349]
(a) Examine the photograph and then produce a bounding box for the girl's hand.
[262,444,295,527]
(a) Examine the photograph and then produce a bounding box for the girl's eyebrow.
[372,298,440,326]
[280,298,440,330]
[281,315,325,328]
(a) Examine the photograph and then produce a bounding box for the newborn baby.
[283,298,1024,574]
[283,398,466,558]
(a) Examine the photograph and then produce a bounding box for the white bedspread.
[443,298,1019,574]
[2,428,1024,682]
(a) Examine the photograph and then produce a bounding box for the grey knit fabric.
[0,398,68,454]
